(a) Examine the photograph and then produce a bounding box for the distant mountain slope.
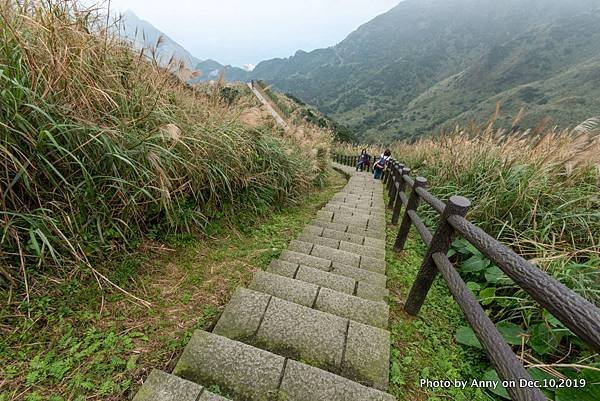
[193,59,249,83]
[249,0,600,142]
[119,10,249,82]
[119,10,200,68]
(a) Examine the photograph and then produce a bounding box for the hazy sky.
[102,0,400,67]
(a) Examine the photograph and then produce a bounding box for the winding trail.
[133,164,396,400]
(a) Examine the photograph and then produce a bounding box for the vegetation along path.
[133,163,397,400]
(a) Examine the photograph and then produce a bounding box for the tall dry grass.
[0,0,331,294]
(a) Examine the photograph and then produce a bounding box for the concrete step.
[315,211,382,232]
[279,250,332,271]
[278,251,388,288]
[266,261,388,302]
[309,218,385,240]
[211,288,390,390]
[133,369,230,401]
[173,330,395,401]
[346,225,386,240]
[287,240,386,275]
[248,271,389,328]
[322,203,385,218]
[302,225,368,246]
[302,225,387,250]
[332,263,388,288]
[328,199,383,210]
[298,233,385,260]
[328,200,385,212]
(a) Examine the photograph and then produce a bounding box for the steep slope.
[250,0,600,142]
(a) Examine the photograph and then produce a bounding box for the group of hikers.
[355,149,392,180]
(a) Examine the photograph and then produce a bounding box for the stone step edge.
[278,251,388,287]
[310,219,386,240]
[297,233,386,260]
[212,288,390,390]
[288,239,386,274]
[133,369,230,401]
[174,330,396,401]
[248,270,389,329]
[267,260,389,302]
[302,225,387,250]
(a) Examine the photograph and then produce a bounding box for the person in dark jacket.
[373,149,391,179]
[356,149,370,171]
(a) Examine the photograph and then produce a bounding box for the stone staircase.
[133,163,396,401]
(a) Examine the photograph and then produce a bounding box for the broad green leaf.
[529,323,563,355]
[479,287,496,305]
[455,326,482,349]
[390,361,403,385]
[496,322,524,345]
[483,369,510,399]
[484,265,505,283]
[556,370,600,401]
[466,281,481,292]
[543,309,563,328]
[528,367,559,398]
[460,255,490,272]
[454,239,480,256]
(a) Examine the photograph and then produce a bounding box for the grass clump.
[0,1,331,291]
[386,231,490,401]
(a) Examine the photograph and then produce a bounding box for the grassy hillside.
[253,81,356,142]
[250,0,600,142]
[393,10,600,140]
[0,1,331,302]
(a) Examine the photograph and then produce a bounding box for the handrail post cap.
[449,195,471,209]
[414,176,427,185]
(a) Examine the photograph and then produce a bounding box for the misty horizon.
[101,0,401,67]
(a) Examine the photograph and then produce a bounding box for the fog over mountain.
[249,0,600,142]
[120,0,600,142]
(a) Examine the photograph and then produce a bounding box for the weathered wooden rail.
[334,153,600,401]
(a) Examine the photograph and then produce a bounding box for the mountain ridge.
[249,0,600,142]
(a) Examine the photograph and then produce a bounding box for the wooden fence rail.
[333,153,600,401]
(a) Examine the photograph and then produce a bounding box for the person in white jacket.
[373,149,391,179]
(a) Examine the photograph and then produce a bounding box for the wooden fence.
[334,153,600,401]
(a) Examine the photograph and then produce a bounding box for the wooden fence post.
[394,175,422,251]
[383,159,392,185]
[391,167,410,225]
[387,163,403,208]
[404,195,471,315]
[386,163,396,207]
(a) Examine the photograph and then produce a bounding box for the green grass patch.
[386,226,495,401]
